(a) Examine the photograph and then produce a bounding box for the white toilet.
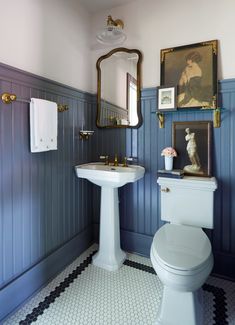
[150,176,217,325]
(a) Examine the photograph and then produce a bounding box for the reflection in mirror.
[96,48,142,128]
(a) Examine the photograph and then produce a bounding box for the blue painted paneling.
[0,63,94,320]
[0,228,92,322]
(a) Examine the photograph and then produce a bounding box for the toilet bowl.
[151,177,217,325]
[151,224,213,291]
[151,224,213,325]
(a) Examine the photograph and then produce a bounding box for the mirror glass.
[96,48,142,128]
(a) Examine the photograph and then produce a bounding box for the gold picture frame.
[161,40,218,109]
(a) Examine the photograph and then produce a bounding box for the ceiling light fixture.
[96,15,127,45]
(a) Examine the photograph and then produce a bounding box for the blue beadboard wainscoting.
[0,63,96,321]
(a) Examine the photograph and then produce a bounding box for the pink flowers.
[161,147,177,157]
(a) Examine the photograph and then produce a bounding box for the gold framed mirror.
[96,48,142,128]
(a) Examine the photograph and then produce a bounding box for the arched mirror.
[96,48,142,128]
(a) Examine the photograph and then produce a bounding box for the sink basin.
[75,162,145,188]
[75,161,145,271]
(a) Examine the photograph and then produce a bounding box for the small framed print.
[157,86,177,111]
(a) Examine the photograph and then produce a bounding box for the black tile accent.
[125,260,229,325]
[19,251,96,325]
[203,283,228,325]
[123,259,156,274]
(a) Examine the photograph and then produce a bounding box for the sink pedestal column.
[93,186,126,271]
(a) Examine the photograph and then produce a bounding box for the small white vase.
[164,156,173,171]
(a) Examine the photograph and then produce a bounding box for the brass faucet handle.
[123,157,128,167]
[105,155,109,165]
[114,154,119,166]
[126,156,138,164]
[99,155,109,165]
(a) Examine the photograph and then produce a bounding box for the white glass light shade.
[96,25,127,45]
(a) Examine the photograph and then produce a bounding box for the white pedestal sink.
[75,162,145,271]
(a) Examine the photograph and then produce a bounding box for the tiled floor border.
[19,252,96,325]
[19,253,229,325]
[124,260,229,325]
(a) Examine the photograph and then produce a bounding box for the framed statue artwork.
[172,121,212,177]
[160,40,218,109]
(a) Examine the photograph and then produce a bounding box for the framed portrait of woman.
[161,40,218,109]
[172,121,212,177]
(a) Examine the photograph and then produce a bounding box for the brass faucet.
[114,154,119,166]
[101,154,130,166]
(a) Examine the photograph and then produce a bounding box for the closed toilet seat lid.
[152,224,212,271]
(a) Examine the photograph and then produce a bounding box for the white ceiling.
[79,0,136,13]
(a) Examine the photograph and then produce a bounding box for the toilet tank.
[157,176,217,229]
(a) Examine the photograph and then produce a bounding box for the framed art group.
[158,40,218,111]
[156,40,218,177]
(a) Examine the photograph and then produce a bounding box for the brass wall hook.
[1,92,17,104]
[57,104,69,112]
[156,112,165,128]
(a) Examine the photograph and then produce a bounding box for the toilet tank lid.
[157,176,217,191]
[152,224,212,271]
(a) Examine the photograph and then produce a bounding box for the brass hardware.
[122,156,137,167]
[107,15,124,29]
[79,130,94,140]
[2,92,17,104]
[123,157,128,167]
[100,155,109,165]
[1,92,68,112]
[161,187,170,193]
[212,95,217,109]
[105,156,109,165]
[157,112,165,128]
[200,97,221,128]
[57,104,69,112]
[114,154,119,166]
[213,108,221,128]
[155,105,221,129]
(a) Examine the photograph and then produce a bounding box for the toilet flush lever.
[161,187,170,193]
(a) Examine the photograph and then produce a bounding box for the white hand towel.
[30,98,58,153]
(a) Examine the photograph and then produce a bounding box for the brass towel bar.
[1,92,69,112]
